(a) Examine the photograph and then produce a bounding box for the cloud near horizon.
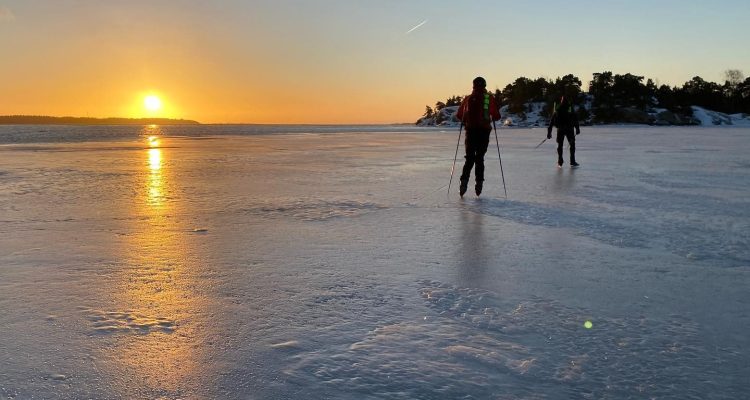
[0,6,15,21]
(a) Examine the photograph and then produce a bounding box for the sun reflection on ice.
[148,146,161,168]
[145,129,164,209]
[95,127,213,396]
[147,148,163,208]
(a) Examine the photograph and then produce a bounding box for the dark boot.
[459,178,468,197]
[570,150,578,167]
[475,181,483,196]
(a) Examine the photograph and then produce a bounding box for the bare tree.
[724,69,745,87]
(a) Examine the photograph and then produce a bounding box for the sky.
[1,0,748,124]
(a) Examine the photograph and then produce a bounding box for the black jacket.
[548,104,580,133]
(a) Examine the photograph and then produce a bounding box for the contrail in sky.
[405,19,428,34]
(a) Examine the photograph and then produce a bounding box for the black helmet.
[473,76,486,89]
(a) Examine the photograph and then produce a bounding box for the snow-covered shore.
[417,104,750,127]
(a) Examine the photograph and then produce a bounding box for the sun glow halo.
[144,95,162,112]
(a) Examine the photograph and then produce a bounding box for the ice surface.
[285,280,738,399]
[0,125,748,399]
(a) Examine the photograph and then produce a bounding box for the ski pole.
[447,123,463,197]
[535,101,556,149]
[493,120,507,198]
[534,102,557,149]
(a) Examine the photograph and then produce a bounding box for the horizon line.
[0,114,418,126]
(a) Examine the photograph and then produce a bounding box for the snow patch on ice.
[81,308,175,335]
[271,340,300,349]
[240,198,385,221]
[283,280,740,399]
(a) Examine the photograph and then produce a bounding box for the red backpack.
[464,92,491,129]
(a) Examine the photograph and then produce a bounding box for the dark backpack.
[465,92,491,129]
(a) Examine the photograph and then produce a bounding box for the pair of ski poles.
[448,121,507,198]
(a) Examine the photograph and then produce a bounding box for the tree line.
[422,70,749,124]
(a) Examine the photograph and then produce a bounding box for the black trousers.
[556,129,576,162]
[460,128,491,183]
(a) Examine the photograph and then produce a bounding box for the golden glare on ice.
[99,128,211,394]
[148,147,161,170]
[147,148,163,207]
[147,135,159,147]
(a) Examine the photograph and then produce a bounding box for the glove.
[576,129,580,135]
[546,130,552,140]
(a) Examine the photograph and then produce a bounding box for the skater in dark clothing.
[547,96,581,167]
[455,77,501,196]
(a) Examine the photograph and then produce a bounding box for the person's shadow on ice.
[457,209,489,287]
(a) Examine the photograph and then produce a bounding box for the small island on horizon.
[0,115,200,125]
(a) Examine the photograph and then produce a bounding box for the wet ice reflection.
[147,148,163,208]
[95,130,212,397]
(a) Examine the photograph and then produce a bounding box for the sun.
[144,95,162,112]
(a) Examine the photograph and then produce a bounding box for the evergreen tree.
[612,73,648,109]
[553,74,583,102]
[656,84,677,109]
[682,76,724,111]
[723,70,745,113]
[645,79,658,107]
[446,95,463,107]
[589,72,615,122]
[493,88,502,109]
[738,77,750,114]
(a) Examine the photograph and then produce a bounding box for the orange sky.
[0,2,440,123]
[1,1,748,124]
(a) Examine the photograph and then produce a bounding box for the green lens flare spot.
[584,320,593,329]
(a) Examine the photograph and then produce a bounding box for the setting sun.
[144,95,162,112]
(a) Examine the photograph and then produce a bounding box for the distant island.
[418,70,750,127]
[0,115,200,125]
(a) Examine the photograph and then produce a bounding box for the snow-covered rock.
[691,106,750,126]
[416,106,459,127]
[499,102,548,127]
